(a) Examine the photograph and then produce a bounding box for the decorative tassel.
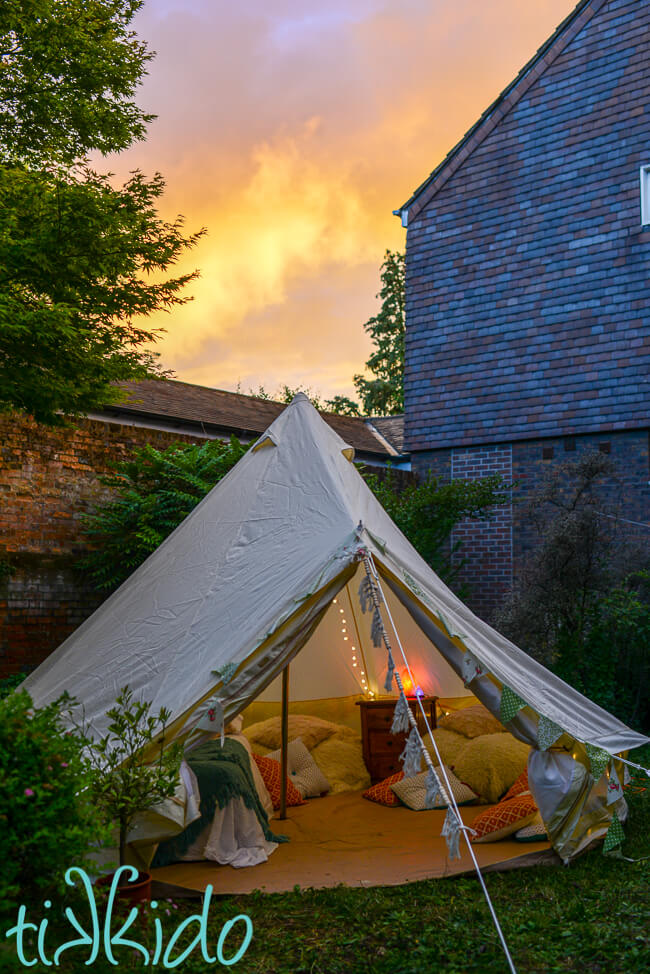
[461,651,483,686]
[390,693,412,735]
[384,654,395,693]
[399,726,422,778]
[425,767,447,808]
[606,764,622,805]
[358,575,374,614]
[537,714,563,751]
[499,685,526,724]
[585,743,610,782]
[442,807,461,860]
[371,607,384,648]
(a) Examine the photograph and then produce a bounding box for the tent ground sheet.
[150,790,557,895]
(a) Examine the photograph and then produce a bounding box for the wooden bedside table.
[356,697,438,783]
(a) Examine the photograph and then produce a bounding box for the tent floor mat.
[150,789,558,895]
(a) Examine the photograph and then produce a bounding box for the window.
[641,165,650,226]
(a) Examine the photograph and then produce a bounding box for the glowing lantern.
[401,671,415,696]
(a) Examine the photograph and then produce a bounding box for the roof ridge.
[395,0,606,224]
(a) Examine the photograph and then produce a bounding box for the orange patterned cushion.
[471,794,538,843]
[362,772,404,806]
[502,768,529,802]
[252,754,307,810]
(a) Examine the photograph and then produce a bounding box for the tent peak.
[290,392,311,404]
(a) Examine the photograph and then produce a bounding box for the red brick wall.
[0,414,207,677]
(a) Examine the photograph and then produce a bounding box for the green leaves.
[354,250,405,416]
[0,2,205,423]
[80,436,248,590]
[0,0,152,166]
[363,467,508,589]
[0,163,205,423]
[81,686,183,866]
[0,689,106,918]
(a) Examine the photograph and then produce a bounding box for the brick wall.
[413,426,650,621]
[0,414,207,677]
[404,0,650,453]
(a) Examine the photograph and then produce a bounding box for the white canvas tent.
[23,394,649,861]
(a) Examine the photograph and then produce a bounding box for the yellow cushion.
[452,733,530,804]
[438,704,506,738]
[310,736,370,794]
[471,795,538,843]
[422,728,468,768]
[243,714,358,753]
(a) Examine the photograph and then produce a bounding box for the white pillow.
[268,737,330,798]
[391,765,478,810]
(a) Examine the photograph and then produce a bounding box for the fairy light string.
[359,551,518,974]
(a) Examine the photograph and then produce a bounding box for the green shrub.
[80,436,247,590]
[553,573,650,732]
[0,690,103,917]
[363,467,508,590]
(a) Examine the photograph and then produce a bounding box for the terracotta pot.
[96,869,152,904]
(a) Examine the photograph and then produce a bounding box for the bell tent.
[22,393,649,862]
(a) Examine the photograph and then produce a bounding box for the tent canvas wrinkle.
[21,394,649,865]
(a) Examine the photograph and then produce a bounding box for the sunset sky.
[112,0,574,402]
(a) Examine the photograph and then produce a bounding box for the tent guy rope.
[359,550,519,974]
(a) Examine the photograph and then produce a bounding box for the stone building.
[394,0,650,619]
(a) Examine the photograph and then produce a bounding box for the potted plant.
[85,686,182,901]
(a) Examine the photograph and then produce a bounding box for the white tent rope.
[614,755,650,777]
[362,552,518,974]
[362,555,471,821]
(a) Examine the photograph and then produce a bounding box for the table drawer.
[370,754,403,781]
[368,729,407,755]
[364,707,397,732]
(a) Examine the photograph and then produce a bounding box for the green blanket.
[152,738,288,867]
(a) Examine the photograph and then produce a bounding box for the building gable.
[403,0,650,452]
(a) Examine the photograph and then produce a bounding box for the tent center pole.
[279,663,290,819]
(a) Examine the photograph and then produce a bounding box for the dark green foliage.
[364,467,508,589]
[496,451,650,730]
[251,384,361,416]
[0,165,204,423]
[81,436,247,589]
[0,0,152,166]
[553,573,650,732]
[0,0,205,424]
[81,686,182,866]
[354,250,405,416]
[0,690,103,919]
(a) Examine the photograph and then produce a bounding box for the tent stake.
[279,663,290,819]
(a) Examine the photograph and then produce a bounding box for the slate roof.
[102,380,407,460]
[396,0,603,223]
[369,416,405,454]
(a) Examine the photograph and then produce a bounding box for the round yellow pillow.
[451,733,530,804]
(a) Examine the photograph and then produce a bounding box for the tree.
[81,439,506,592]
[354,250,405,416]
[494,451,643,664]
[0,1,204,424]
[249,384,361,416]
[81,437,247,590]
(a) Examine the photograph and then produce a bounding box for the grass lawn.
[2,752,649,974]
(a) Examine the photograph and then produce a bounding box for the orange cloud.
[108,0,573,401]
